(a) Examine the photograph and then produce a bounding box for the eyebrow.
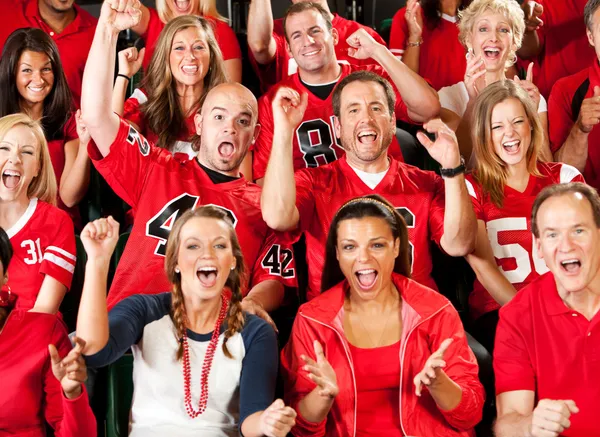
[340,236,388,243]
[491,116,524,124]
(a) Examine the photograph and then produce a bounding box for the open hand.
[405,0,423,42]
[49,336,87,399]
[514,62,540,109]
[414,338,453,396]
[100,0,142,33]
[522,0,544,32]
[530,399,579,437]
[272,87,308,133]
[464,52,486,99]
[80,216,120,262]
[259,399,297,437]
[301,340,339,399]
[416,119,461,169]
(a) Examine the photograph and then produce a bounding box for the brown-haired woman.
[281,195,484,437]
[464,80,585,353]
[76,209,296,437]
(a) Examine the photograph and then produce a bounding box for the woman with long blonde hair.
[464,80,585,353]
[0,113,76,314]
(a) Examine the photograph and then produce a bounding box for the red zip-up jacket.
[281,273,484,437]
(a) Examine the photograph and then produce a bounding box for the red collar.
[539,272,583,316]
[24,0,95,32]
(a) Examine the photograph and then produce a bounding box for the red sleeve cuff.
[438,384,485,431]
[293,403,327,436]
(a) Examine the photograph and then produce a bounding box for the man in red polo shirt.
[0,0,97,106]
[247,0,386,91]
[494,182,600,437]
[548,0,600,191]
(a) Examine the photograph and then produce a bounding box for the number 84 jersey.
[465,162,584,320]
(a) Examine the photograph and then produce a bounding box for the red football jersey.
[465,162,584,320]
[141,7,241,72]
[249,14,387,91]
[4,198,76,310]
[389,8,465,91]
[253,63,408,180]
[89,119,296,310]
[295,156,445,301]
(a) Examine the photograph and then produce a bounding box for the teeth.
[29,87,44,92]
[3,170,20,176]
[503,140,519,147]
[182,65,198,73]
[357,269,376,275]
[484,48,500,53]
[198,267,217,272]
[358,131,376,138]
[561,260,580,265]
[304,50,319,56]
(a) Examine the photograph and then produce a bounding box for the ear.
[331,27,339,46]
[535,237,544,261]
[587,27,595,48]
[194,112,203,135]
[333,115,341,139]
[252,122,261,145]
[393,238,400,259]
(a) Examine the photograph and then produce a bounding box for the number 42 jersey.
[465,161,584,320]
[89,119,297,310]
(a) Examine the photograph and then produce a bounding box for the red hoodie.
[281,273,484,437]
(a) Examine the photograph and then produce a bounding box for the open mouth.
[181,65,199,75]
[197,266,218,288]
[174,0,191,12]
[217,142,235,159]
[28,85,46,94]
[502,139,520,154]
[355,268,378,290]
[2,169,21,189]
[560,259,581,274]
[357,130,378,145]
[483,47,501,60]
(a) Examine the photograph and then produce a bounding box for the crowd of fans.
[1,0,599,436]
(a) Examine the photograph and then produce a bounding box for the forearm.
[111,76,130,116]
[517,30,541,59]
[240,411,264,437]
[428,370,464,412]
[466,252,516,306]
[494,412,533,437]
[60,144,91,208]
[553,125,589,172]
[247,0,277,64]
[245,280,284,312]
[372,45,439,121]
[298,388,335,423]
[401,45,420,74]
[76,258,110,355]
[225,58,243,83]
[440,175,477,256]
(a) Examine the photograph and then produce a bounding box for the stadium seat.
[59,235,87,333]
[106,354,134,437]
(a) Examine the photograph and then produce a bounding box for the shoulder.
[500,273,550,318]
[10,310,69,346]
[37,200,73,227]
[393,6,408,21]
[397,162,442,190]
[439,82,467,101]
[551,67,590,99]
[397,274,453,313]
[241,313,276,343]
[465,173,481,198]
[111,292,172,320]
[539,161,582,183]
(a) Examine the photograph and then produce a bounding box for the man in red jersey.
[518,0,594,98]
[0,0,97,106]
[548,0,600,190]
[247,0,387,91]
[252,2,440,184]
[260,71,476,301]
[81,0,296,319]
[494,183,600,437]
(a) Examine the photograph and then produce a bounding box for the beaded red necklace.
[182,297,229,418]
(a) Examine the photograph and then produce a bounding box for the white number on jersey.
[22,238,43,265]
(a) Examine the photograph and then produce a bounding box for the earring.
[175,267,180,274]
[230,266,235,271]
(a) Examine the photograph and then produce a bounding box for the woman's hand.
[301,340,339,399]
[405,0,423,42]
[241,297,278,333]
[100,0,142,33]
[414,338,453,396]
[75,109,91,147]
[514,62,541,110]
[118,46,145,78]
[416,118,461,169]
[464,52,486,100]
[49,336,87,399]
[259,399,297,437]
[80,216,120,263]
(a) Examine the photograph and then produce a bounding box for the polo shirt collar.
[24,0,94,32]
[542,273,578,316]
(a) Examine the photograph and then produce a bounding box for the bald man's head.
[201,83,259,125]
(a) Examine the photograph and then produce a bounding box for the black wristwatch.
[440,157,466,178]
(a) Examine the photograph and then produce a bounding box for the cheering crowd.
[0,0,599,436]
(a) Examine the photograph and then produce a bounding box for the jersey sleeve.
[559,163,585,183]
[294,168,317,232]
[548,78,576,154]
[428,173,446,245]
[248,33,288,92]
[87,117,161,208]
[123,89,148,132]
[464,175,485,220]
[253,93,276,181]
[389,7,408,59]
[212,19,242,61]
[367,65,411,123]
[40,212,76,290]
[439,82,468,117]
[251,230,298,288]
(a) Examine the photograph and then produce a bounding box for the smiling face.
[490,97,531,168]
[169,27,210,88]
[536,193,600,295]
[176,216,236,299]
[15,51,54,108]
[0,124,40,203]
[163,0,199,16]
[470,10,515,73]
[285,9,338,75]
[336,217,400,300]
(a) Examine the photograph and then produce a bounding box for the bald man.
[81,0,296,320]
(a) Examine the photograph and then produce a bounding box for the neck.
[346,153,390,173]
[0,196,30,230]
[37,0,76,34]
[440,0,461,16]
[176,82,204,116]
[182,292,223,334]
[298,62,341,86]
[20,100,44,121]
[348,282,400,316]
[485,69,505,85]
[196,156,241,178]
[505,159,530,189]
[558,281,600,321]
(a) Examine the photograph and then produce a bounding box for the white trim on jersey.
[43,252,76,274]
[47,245,77,262]
[6,198,38,239]
[559,163,582,183]
[130,88,148,105]
[465,179,477,198]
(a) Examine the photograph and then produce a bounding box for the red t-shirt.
[549,61,600,190]
[389,8,465,91]
[533,0,594,98]
[0,0,96,107]
[4,198,76,310]
[249,14,386,92]
[494,272,600,436]
[141,7,241,72]
[88,119,296,309]
[295,156,444,301]
[465,162,584,320]
[253,63,407,180]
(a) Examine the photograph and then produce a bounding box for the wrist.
[371,43,388,63]
[86,256,112,270]
[440,156,465,178]
[64,385,82,400]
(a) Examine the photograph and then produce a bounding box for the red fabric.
[281,273,484,437]
[0,0,96,107]
[465,162,584,320]
[89,118,296,309]
[249,14,387,92]
[253,63,406,180]
[141,7,241,72]
[294,156,445,301]
[494,272,600,436]
[532,0,594,98]
[389,8,465,90]
[549,61,600,190]
[4,199,75,310]
[0,310,96,437]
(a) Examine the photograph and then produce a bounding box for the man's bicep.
[497,390,536,417]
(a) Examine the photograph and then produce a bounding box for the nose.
[200,245,216,259]
[302,32,316,46]
[185,47,196,60]
[222,118,238,135]
[558,234,575,253]
[8,149,22,164]
[357,246,371,263]
[31,70,43,83]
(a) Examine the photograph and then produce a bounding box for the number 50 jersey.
[90,119,297,310]
[465,162,584,320]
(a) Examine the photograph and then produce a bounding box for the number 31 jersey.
[89,119,297,310]
[465,162,584,320]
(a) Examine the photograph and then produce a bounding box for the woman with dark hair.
[76,209,296,437]
[0,226,96,436]
[390,0,470,90]
[281,195,484,437]
[0,28,90,223]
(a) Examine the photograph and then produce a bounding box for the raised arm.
[260,87,308,231]
[81,0,142,157]
[400,0,424,75]
[346,28,440,122]
[60,110,91,208]
[112,46,145,117]
[247,0,278,65]
[517,0,543,59]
